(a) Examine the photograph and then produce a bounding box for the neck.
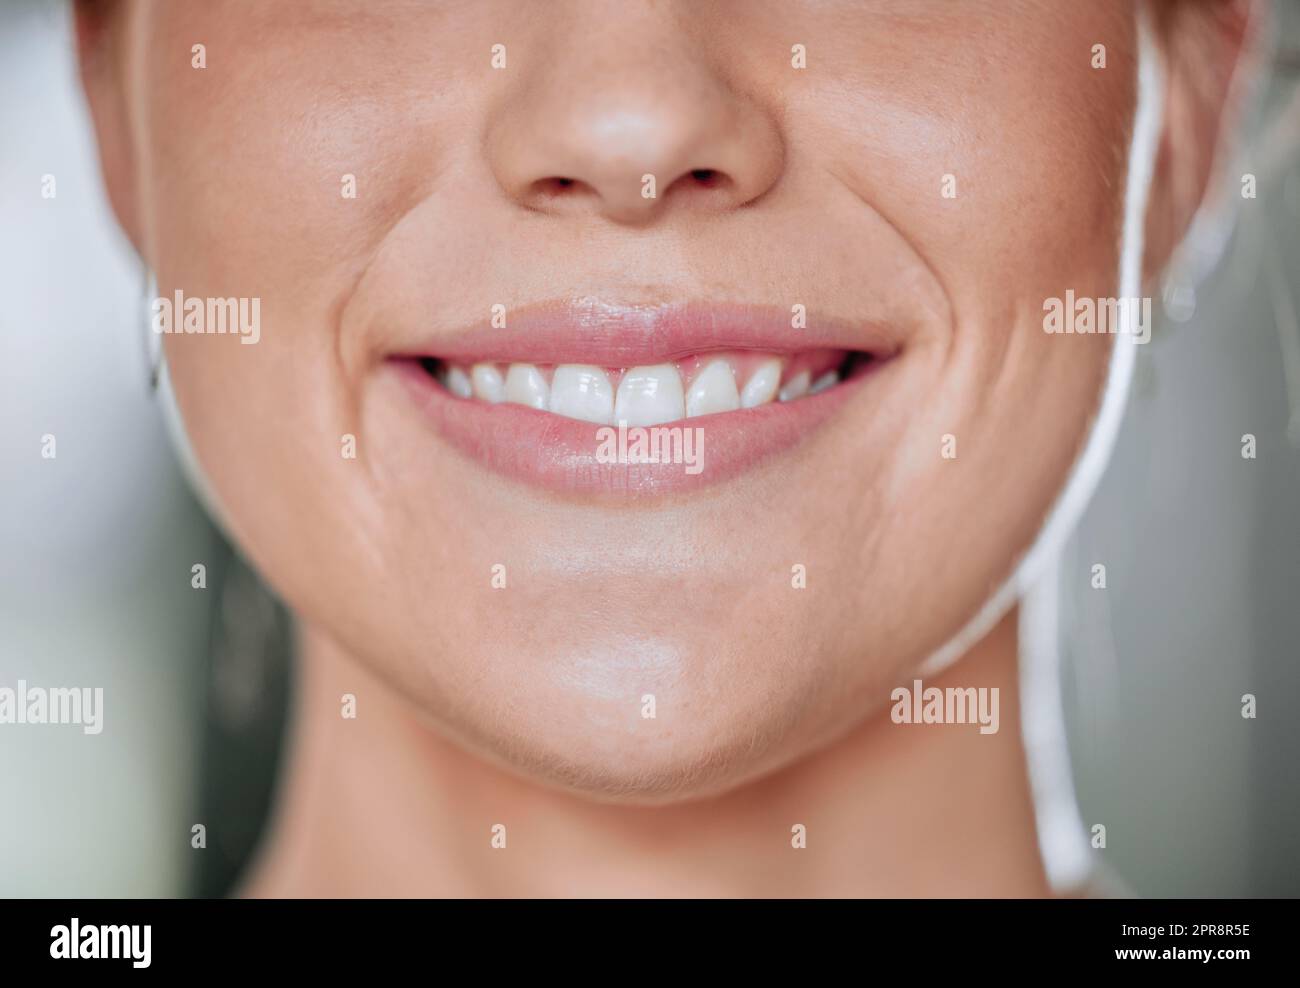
[244,609,1050,897]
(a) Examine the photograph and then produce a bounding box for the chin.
[486,732,797,807]
[425,639,832,806]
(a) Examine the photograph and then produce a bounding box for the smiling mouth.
[414,348,873,426]
[383,299,900,497]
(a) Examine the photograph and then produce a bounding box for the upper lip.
[386,297,904,367]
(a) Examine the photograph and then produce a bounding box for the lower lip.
[387,359,869,498]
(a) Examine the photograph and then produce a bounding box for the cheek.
[797,10,1136,307]
[792,20,1136,668]
[132,17,460,613]
[134,4,493,296]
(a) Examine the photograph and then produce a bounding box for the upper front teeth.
[686,359,740,417]
[503,362,548,410]
[549,364,613,424]
[616,363,686,426]
[471,363,505,403]
[451,357,841,424]
[740,358,780,408]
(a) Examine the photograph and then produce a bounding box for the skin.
[77,1,1249,895]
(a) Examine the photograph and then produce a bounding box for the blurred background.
[1,0,1297,897]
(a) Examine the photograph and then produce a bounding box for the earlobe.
[1142,0,1260,282]
[74,0,145,257]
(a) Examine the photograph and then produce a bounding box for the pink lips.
[384,300,896,498]
[399,298,902,367]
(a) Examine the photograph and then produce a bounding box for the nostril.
[523,168,737,217]
[532,176,589,199]
[679,168,734,196]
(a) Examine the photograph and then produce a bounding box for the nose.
[485,18,783,226]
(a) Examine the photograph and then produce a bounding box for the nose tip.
[486,52,783,225]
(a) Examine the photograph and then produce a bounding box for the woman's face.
[93,1,1143,799]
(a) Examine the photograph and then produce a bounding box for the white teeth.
[549,364,614,424]
[504,363,549,410]
[685,359,740,418]
[778,370,810,402]
[446,354,838,415]
[809,370,839,395]
[615,364,686,426]
[471,363,505,403]
[445,365,473,399]
[740,358,782,408]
